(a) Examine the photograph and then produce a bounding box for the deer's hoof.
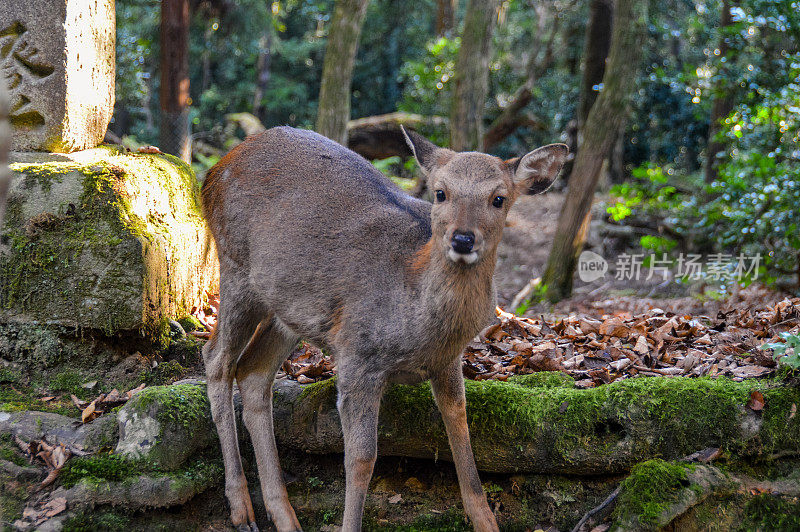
[236,523,259,532]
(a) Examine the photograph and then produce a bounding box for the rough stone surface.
[116,384,215,470]
[0,410,117,453]
[0,147,219,335]
[0,0,115,152]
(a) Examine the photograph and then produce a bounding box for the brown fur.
[201,126,567,532]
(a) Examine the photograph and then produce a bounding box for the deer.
[200,125,568,532]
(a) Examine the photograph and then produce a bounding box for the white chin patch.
[448,249,479,265]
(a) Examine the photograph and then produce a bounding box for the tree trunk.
[315,0,370,145]
[252,31,273,121]
[542,0,646,302]
[0,79,9,224]
[435,0,457,36]
[704,0,734,183]
[159,0,191,162]
[449,0,500,152]
[577,0,613,128]
[561,0,613,182]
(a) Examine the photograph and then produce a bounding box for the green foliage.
[760,332,800,369]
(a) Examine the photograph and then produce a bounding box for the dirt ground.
[494,190,785,317]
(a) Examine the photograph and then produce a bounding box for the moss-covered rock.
[115,384,214,470]
[0,146,218,338]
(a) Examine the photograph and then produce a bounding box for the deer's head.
[403,127,568,267]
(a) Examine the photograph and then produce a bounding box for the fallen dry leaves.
[71,383,146,423]
[194,293,800,388]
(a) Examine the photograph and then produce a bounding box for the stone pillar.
[0,0,115,153]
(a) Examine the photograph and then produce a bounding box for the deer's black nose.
[451,231,475,254]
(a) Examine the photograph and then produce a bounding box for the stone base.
[0,146,218,338]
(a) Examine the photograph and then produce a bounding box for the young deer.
[201,126,567,532]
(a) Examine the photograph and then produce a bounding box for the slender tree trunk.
[252,31,273,121]
[159,0,191,162]
[450,0,500,152]
[315,0,370,145]
[436,0,457,36]
[578,0,613,127]
[0,79,10,224]
[705,0,733,183]
[561,0,613,181]
[542,0,646,302]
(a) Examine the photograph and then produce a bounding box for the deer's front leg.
[431,358,499,532]
[336,370,385,532]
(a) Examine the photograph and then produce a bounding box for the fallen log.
[270,375,800,474]
[346,112,447,160]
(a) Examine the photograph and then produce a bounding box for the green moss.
[51,369,83,393]
[141,360,188,386]
[509,371,575,388]
[0,433,28,467]
[176,315,203,333]
[0,482,27,525]
[60,453,141,488]
[163,336,203,366]
[0,366,21,384]
[62,510,131,532]
[613,459,693,528]
[134,384,210,432]
[0,379,79,417]
[60,449,221,492]
[379,376,800,464]
[743,492,800,531]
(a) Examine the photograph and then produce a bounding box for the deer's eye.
[492,196,506,208]
[435,189,446,203]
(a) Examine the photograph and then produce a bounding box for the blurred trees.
[159,0,191,161]
[449,0,500,151]
[112,0,799,290]
[315,0,370,144]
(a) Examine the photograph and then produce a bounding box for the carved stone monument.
[0,0,115,152]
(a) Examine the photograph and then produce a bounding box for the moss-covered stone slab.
[0,147,218,337]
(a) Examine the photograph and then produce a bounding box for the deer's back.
[202,127,432,316]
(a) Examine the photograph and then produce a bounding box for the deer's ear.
[509,144,569,194]
[401,125,453,174]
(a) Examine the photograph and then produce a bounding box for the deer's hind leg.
[236,318,302,532]
[203,283,264,531]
